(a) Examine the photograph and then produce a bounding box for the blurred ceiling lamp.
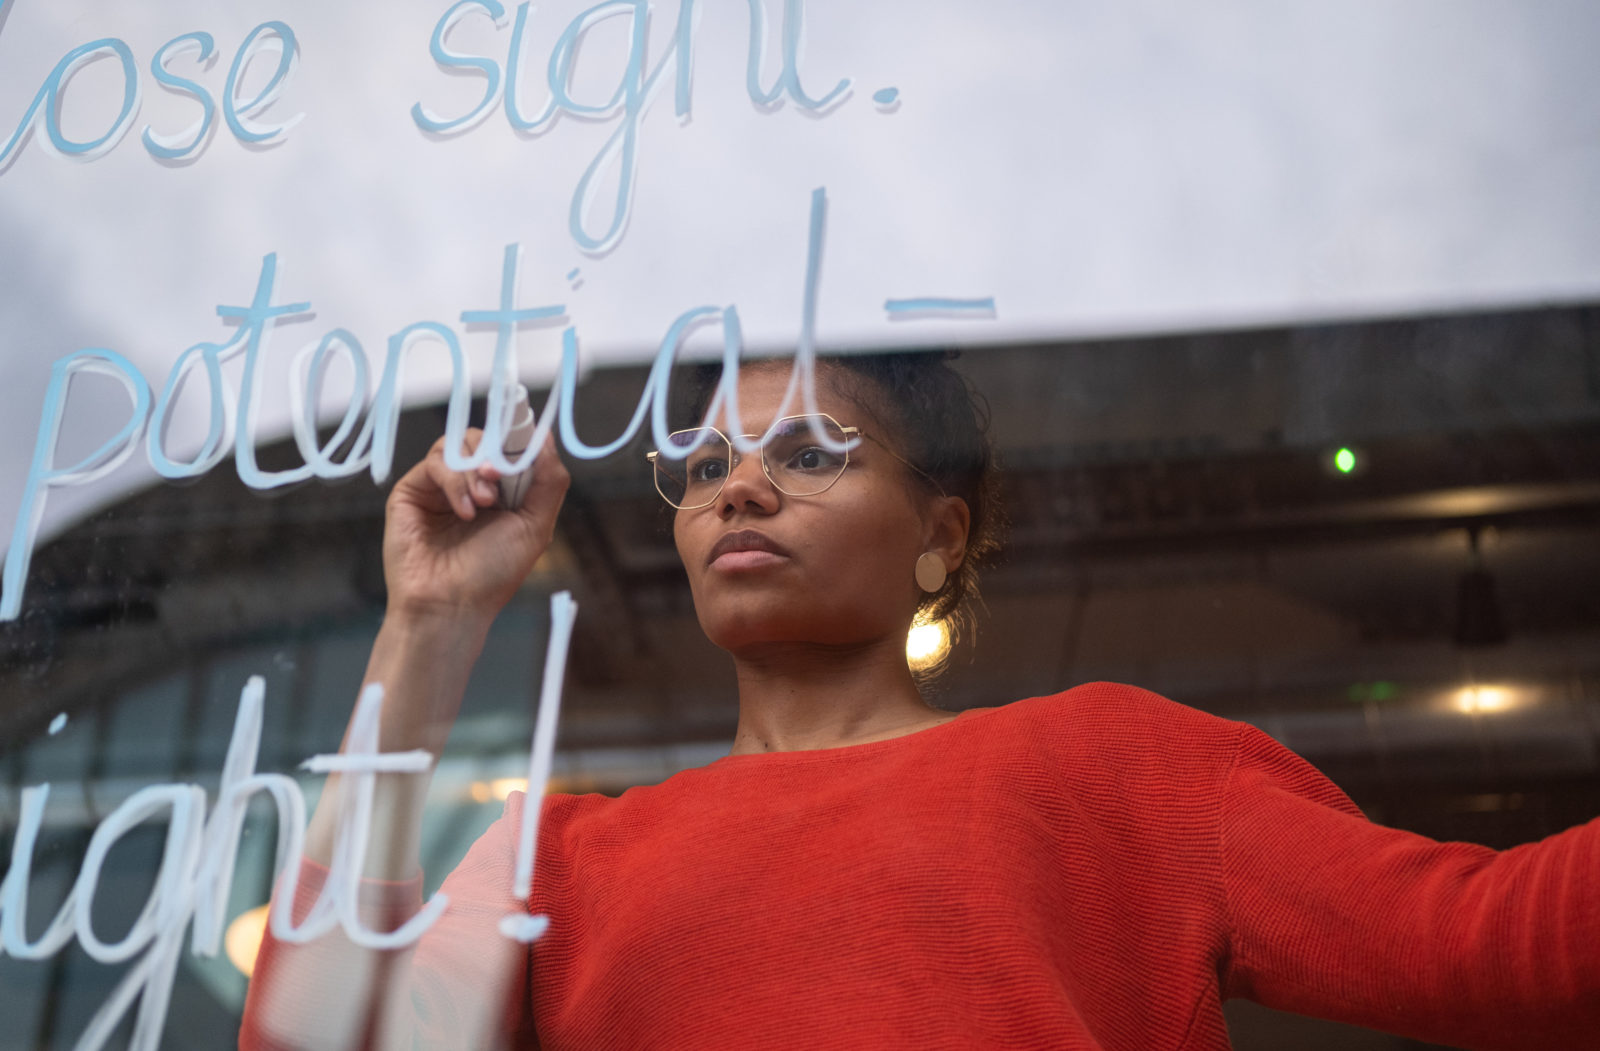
[470,777,531,803]
[906,617,952,670]
[1454,685,1516,714]
[491,777,528,799]
[225,904,271,978]
[1454,527,1506,647]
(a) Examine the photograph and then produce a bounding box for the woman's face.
[673,365,966,656]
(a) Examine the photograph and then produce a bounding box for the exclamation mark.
[498,590,579,942]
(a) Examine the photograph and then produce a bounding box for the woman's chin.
[703,621,797,654]
[692,586,889,654]
[699,608,804,651]
[700,612,879,657]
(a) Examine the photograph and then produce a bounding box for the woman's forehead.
[704,364,885,433]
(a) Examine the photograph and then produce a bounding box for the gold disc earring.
[915,552,947,594]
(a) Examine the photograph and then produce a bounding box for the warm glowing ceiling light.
[225,904,271,978]
[906,618,951,668]
[471,777,559,802]
[1455,685,1514,714]
[490,777,529,800]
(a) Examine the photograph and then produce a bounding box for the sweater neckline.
[708,704,1001,767]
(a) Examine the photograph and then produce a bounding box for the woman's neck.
[725,636,950,754]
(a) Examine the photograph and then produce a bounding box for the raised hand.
[382,428,570,625]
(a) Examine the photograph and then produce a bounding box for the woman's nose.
[718,450,779,514]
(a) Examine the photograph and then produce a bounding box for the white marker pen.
[498,385,538,510]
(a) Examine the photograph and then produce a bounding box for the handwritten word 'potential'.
[1,188,992,621]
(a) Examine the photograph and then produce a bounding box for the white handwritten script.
[1,590,574,1049]
[0,184,880,622]
[0,2,994,1048]
[0,0,847,250]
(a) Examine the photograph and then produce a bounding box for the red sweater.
[241,684,1600,1049]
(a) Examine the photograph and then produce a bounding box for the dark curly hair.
[682,350,1006,653]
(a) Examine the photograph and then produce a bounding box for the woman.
[242,353,1599,1050]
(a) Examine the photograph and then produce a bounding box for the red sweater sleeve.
[1220,722,1600,1048]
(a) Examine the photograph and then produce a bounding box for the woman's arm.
[240,428,568,1049]
[301,425,567,876]
[306,427,568,877]
[300,607,493,879]
[1220,723,1600,1049]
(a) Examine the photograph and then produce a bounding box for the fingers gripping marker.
[497,384,539,509]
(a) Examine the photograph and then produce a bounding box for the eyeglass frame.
[645,412,946,510]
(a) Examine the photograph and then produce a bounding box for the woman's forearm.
[303,606,493,879]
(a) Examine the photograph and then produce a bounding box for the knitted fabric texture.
[242,683,1600,1050]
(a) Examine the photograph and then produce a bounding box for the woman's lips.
[707,529,791,569]
[711,549,788,571]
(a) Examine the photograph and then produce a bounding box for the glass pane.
[1,5,1595,1050]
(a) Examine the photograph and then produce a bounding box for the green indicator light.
[1347,681,1400,703]
[1334,447,1357,474]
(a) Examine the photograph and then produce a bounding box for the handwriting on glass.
[0,592,576,1051]
[0,18,301,164]
[0,186,992,621]
[0,0,851,252]
[0,3,996,1047]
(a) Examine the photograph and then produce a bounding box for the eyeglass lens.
[654,415,851,508]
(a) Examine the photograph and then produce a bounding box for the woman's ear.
[924,495,971,573]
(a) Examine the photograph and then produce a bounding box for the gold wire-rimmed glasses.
[646,413,940,510]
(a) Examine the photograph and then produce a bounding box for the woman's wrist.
[380,597,498,650]
[363,605,493,752]
[302,602,492,872]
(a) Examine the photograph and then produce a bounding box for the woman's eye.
[689,458,727,483]
[788,447,842,472]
